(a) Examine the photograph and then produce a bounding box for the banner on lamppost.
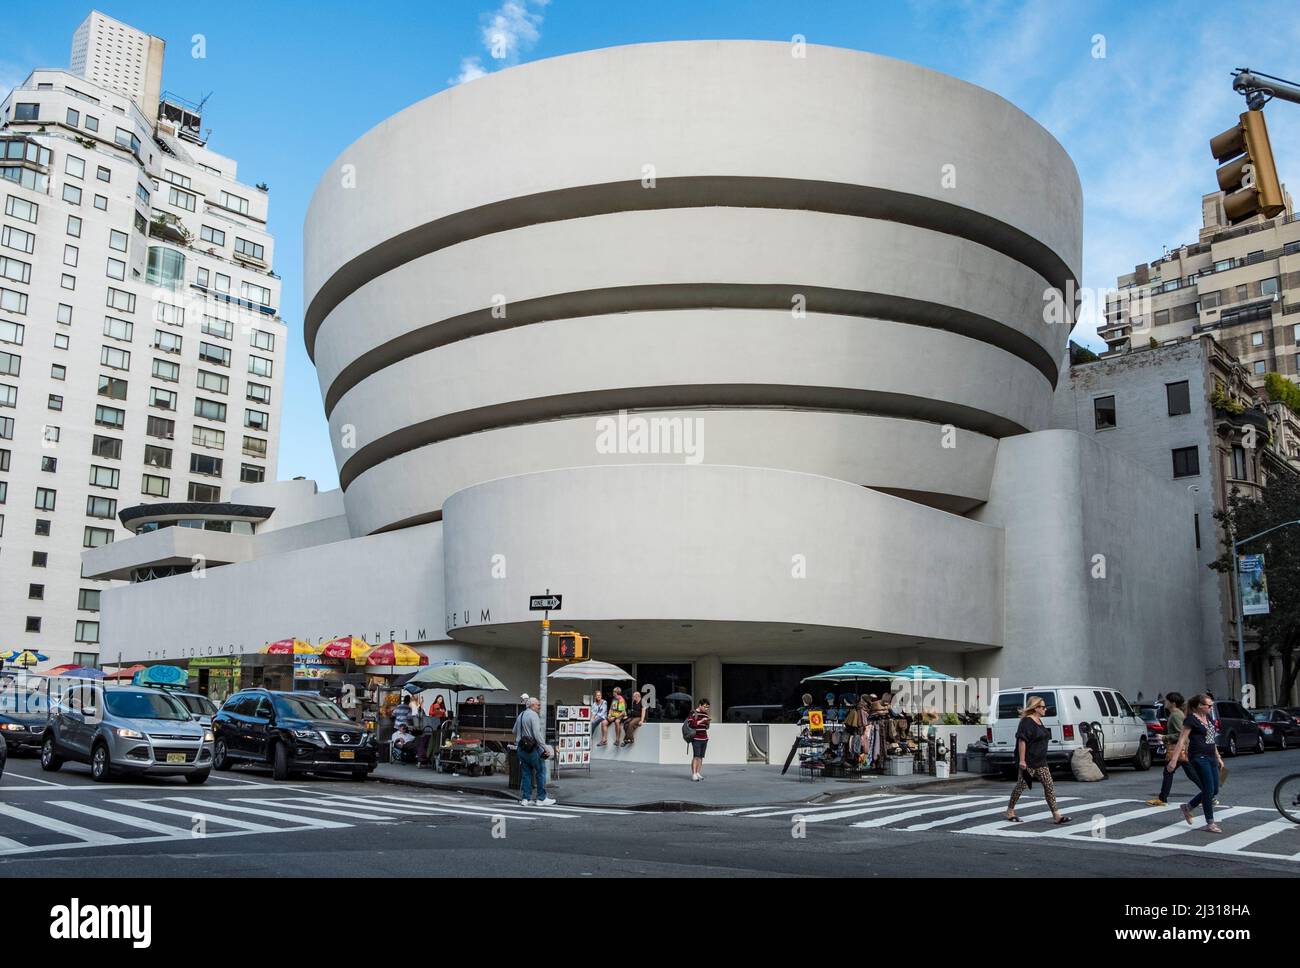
[1239,554,1271,616]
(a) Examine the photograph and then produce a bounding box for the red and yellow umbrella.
[262,638,319,655]
[366,641,427,666]
[318,636,372,661]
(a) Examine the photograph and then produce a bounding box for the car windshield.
[274,695,349,722]
[104,690,191,721]
[178,694,217,717]
[1139,708,1160,722]
[1252,710,1272,722]
[0,677,48,715]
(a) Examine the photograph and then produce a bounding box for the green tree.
[1211,472,1300,703]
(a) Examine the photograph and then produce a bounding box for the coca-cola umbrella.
[318,636,372,661]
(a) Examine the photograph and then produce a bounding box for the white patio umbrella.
[547,660,634,681]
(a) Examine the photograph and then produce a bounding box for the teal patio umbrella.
[891,664,960,754]
[802,661,893,683]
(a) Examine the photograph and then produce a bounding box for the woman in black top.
[1168,693,1225,833]
[1004,695,1071,824]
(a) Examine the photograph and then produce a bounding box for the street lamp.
[1230,518,1300,702]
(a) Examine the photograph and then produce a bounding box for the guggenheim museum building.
[85,42,1211,714]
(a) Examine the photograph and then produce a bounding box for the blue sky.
[3,0,1299,488]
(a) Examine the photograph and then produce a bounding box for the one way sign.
[529,594,562,611]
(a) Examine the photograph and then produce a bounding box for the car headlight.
[0,723,24,731]
[293,728,316,739]
[115,727,144,739]
[203,729,214,742]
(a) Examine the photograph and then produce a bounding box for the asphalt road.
[1,747,1298,877]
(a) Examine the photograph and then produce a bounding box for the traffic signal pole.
[1233,69,1300,110]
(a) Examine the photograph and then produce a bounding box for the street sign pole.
[529,589,562,710]
[540,619,551,711]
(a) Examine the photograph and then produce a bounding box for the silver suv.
[41,684,213,783]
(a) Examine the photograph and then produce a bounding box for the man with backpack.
[685,698,711,781]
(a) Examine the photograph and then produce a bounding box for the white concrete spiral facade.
[305,41,1081,539]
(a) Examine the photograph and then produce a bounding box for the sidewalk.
[371,759,996,810]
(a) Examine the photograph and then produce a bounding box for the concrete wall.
[970,430,1207,699]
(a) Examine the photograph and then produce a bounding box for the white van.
[986,686,1152,773]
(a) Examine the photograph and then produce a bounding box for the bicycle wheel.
[1274,773,1300,824]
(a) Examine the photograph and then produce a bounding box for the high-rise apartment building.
[69,10,165,116]
[0,16,283,668]
[1101,188,1300,387]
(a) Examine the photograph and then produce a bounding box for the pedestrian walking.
[1005,695,1071,825]
[1147,692,1197,807]
[687,698,711,781]
[513,697,555,806]
[1168,693,1225,834]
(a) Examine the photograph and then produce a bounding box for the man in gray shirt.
[513,697,555,805]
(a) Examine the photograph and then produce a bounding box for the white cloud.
[449,0,550,86]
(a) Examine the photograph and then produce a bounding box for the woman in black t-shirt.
[1005,695,1072,824]
[1168,693,1225,833]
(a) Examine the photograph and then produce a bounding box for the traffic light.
[553,633,588,661]
[1211,110,1285,225]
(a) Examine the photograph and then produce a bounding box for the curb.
[371,770,998,812]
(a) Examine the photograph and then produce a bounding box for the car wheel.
[1132,740,1152,771]
[352,768,369,782]
[1257,735,1267,754]
[1227,734,1238,757]
[1282,734,1290,751]
[271,741,290,781]
[185,770,210,785]
[212,738,232,771]
[40,735,63,771]
[90,743,113,782]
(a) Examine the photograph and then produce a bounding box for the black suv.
[212,688,376,781]
[1211,699,1265,756]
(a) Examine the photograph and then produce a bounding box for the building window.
[14,103,39,121]
[28,584,44,600]
[145,246,186,290]
[95,405,125,429]
[201,317,232,340]
[0,256,31,284]
[89,465,120,489]
[32,551,47,567]
[86,495,117,518]
[47,393,63,411]
[190,453,223,477]
[0,350,17,376]
[195,397,227,422]
[149,386,177,411]
[91,435,122,460]
[143,444,172,469]
[40,455,55,473]
[152,358,180,382]
[103,316,133,341]
[62,183,82,206]
[4,195,38,223]
[154,329,182,353]
[75,621,100,644]
[93,194,107,211]
[1252,332,1265,347]
[199,342,231,367]
[65,154,85,179]
[97,166,111,183]
[156,302,184,326]
[242,435,267,458]
[35,487,56,511]
[194,426,225,449]
[168,186,196,212]
[1166,381,1190,416]
[146,415,175,440]
[106,288,135,313]
[235,237,264,261]
[197,369,229,394]
[246,382,271,404]
[2,225,35,253]
[242,282,272,305]
[67,215,82,237]
[240,463,265,484]
[1231,445,1252,482]
[53,333,69,350]
[1172,446,1200,479]
[0,319,24,344]
[248,355,273,378]
[141,473,170,497]
[97,375,128,400]
[78,589,101,612]
[1093,395,1117,430]
[200,225,225,246]
[57,304,73,325]
[0,288,28,314]
[1261,277,1279,297]
[250,329,275,352]
[1254,360,1267,375]
[219,191,249,215]
[244,408,269,431]
[25,617,41,634]
[109,229,128,252]
[100,345,131,370]
[106,257,125,280]
[188,482,221,502]
[83,526,114,548]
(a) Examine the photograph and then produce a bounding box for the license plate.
[166,752,186,763]
[339,750,355,760]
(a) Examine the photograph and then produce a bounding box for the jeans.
[518,745,546,802]
[1158,759,1200,801]
[1186,755,1219,822]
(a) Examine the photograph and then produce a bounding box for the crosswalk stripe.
[300,794,579,820]
[1196,818,1297,854]
[790,797,975,825]
[49,800,192,836]
[161,796,353,828]
[1050,805,1255,841]
[850,796,1010,828]
[905,798,1083,831]
[742,795,932,819]
[702,794,902,817]
[960,799,1131,834]
[0,802,128,847]
[237,798,405,821]
[117,800,284,832]
[1117,806,1253,845]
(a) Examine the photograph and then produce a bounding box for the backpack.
[682,717,695,743]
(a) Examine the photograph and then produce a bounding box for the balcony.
[148,212,191,246]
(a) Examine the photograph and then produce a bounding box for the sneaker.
[536,797,556,806]
[519,799,535,806]
[1145,798,1168,806]
[691,773,701,781]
